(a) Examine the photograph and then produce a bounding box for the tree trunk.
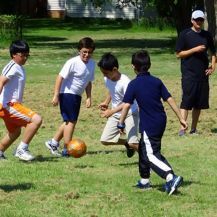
[172,0,194,35]
[204,0,216,41]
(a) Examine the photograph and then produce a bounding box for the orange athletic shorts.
[0,102,36,133]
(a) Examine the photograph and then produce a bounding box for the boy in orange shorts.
[0,40,42,161]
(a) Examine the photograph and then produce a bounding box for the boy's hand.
[52,95,59,106]
[117,122,126,134]
[100,109,113,118]
[180,119,188,130]
[98,103,108,111]
[86,98,91,108]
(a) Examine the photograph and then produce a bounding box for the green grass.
[0,19,217,217]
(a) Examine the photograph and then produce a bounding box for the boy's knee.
[32,114,43,126]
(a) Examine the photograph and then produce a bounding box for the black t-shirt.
[176,28,216,82]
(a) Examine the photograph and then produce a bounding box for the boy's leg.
[100,116,135,157]
[21,114,42,144]
[45,123,64,156]
[100,116,121,145]
[0,128,21,159]
[63,121,77,145]
[61,121,77,157]
[53,123,64,142]
[136,139,151,189]
[2,103,42,161]
[15,113,42,161]
[141,132,173,179]
[141,132,183,194]
[179,108,188,136]
[125,112,139,151]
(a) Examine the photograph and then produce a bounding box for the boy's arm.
[100,102,124,118]
[0,75,9,95]
[0,75,9,109]
[52,75,63,106]
[85,82,92,108]
[117,103,131,133]
[99,92,111,111]
[166,97,188,130]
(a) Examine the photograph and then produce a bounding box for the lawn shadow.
[32,155,60,162]
[118,161,138,166]
[25,36,176,54]
[87,149,125,155]
[211,128,217,133]
[0,183,34,192]
[151,180,195,194]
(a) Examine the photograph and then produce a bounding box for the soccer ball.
[66,138,87,158]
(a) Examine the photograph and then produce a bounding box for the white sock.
[51,138,59,147]
[18,141,28,150]
[166,173,174,182]
[140,178,150,185]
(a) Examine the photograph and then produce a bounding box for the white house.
[47,0,136,19]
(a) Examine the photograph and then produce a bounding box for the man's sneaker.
[62,148,69,157]
[0,153,7,160]
[14,148,35,161]
[164,175,183,195]
[135,181,152,190]
[189,129,198,135]
[125,143,135,158]
[45,140,61,157]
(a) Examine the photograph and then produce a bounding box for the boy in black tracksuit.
[118,50,187,195]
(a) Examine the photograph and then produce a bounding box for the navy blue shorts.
[59,93,82,122]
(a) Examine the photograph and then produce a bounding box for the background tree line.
[0,0,216,43]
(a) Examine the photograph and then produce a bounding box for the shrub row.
[0,15,24,40]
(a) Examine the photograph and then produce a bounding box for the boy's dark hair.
[9,40,30,57]
[131,50,151,72]
[78,37,95,51]
[97,52,119,71]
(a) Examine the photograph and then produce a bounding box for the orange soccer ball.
[66,138,87,158]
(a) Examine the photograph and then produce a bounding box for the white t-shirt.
[104,74,138,117]
[0,60,26,108]
[59,55,95,96]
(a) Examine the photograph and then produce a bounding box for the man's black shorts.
[180,80,209,110]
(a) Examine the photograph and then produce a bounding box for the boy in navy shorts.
[45,37,95,156]
[118,50,187,195]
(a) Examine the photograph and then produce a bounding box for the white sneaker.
[45,140,61,157]
[14,148,35,161]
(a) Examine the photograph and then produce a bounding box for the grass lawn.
[0,18,217,217]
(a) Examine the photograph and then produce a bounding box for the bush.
[133,17,175,31]
[0,15,24,41]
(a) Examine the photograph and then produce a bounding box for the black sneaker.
[135,181,152,190]
[125,143,135,158]
[189,129,198,135]
[0,153,7,160]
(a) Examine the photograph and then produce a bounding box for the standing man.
[176,10,216,136]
